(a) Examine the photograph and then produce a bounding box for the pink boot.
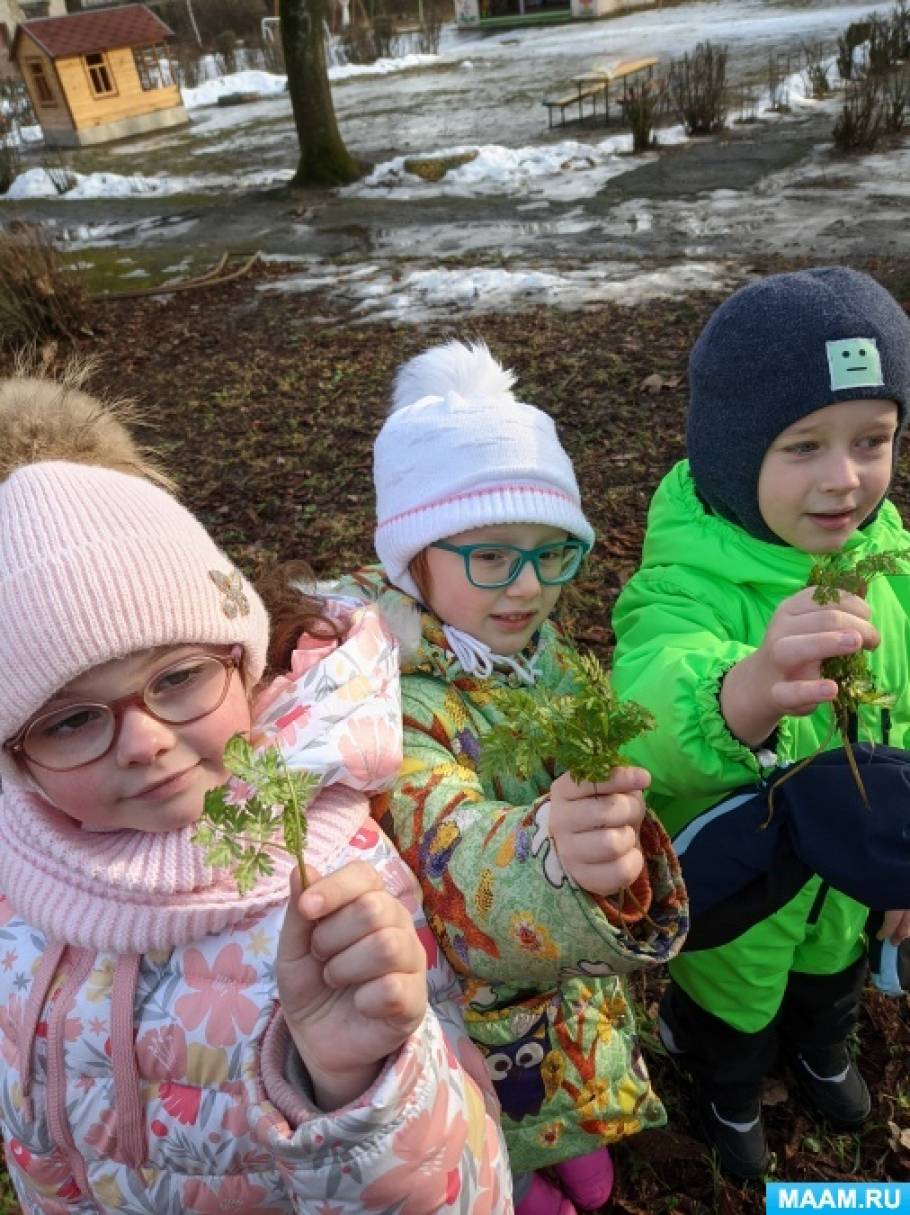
[553,1147,614,1210]
[516,1172,577,1215]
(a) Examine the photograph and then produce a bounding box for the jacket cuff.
[259,1007,436,1141]
[693,658,767,777]
[261,1010,407,1127]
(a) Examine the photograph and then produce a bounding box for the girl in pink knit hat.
[0,369,511,1214]
[332,342,689,1215]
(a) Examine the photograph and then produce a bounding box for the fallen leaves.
[8,258,909,1214]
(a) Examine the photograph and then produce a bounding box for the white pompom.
[390,340,517,414]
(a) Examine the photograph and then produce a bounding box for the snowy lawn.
[3,0,885,202]
[3,0,907,317]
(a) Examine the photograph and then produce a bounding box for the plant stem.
[837,705,871,810]
[763,713,837,828]
[282,755,308,890]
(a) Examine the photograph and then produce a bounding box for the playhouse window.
[133,44,174,89]
[27,59,56,105]
[84,52,114,96]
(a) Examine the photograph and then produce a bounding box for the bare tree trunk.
[280,0,362,186]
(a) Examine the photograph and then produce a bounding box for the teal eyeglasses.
[430,538,589,589]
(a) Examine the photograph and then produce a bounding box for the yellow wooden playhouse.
[13,3,187,147]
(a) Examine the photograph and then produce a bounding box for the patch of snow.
[260,257,735,321]
[182,69,288,109]
[181,53,439,110]
[347,126,689,202]
[329,52,439,80]
[2,165,293,200]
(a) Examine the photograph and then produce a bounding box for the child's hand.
[548,767,649,897]
[277,862,427,1111]
[721,587,880,747]
[879,908,910,945]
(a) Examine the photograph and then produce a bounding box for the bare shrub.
[371,13,400,59]
[883,64,910,131]
[214,29,239,75]
[733,83,759,123]
[174,42,204,87]
[0,141,19,196]
[894,0,910,57]
[158,0,266,45]
[340,20,377,63]
[801,41,831,97]
[416,6,443,55]
[868,16,895,75]
[0,79,36,191]
[623,79,663,151]
[833,76,887,150]
[767,51,790,111]
[839,20,872,79]
[258,34,285,74]
[0,225,91,349]
[837,33,855,80]
[668,41,728,135]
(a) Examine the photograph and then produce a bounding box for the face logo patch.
[826,338,884,392]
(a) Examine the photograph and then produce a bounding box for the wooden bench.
[543,81,607,128]
[543,56,659,129]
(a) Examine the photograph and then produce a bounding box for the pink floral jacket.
[0,603,512,1213]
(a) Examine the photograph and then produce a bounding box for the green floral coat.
[337,567,689,1174]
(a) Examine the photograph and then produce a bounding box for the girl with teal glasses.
[324,341,688,1215]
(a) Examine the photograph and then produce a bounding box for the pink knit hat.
[0,460,268,786]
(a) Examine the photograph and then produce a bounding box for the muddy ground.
[13,107,909,271]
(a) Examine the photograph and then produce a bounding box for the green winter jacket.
[612,460,910,835]
[611,462,910,1031]
[339,567,688,1174]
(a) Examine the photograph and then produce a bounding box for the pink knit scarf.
[0,784,369,954]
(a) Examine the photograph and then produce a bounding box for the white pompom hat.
[373,341,594,599]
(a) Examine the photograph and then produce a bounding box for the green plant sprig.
[479,652,664,933]
[766,548,910,821]
[480,652,655,786]
[194,734,319,895]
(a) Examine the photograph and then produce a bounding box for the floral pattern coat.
[0,604,511,1214]
[336,570,689,1174]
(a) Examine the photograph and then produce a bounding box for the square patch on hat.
[826,338,884,392]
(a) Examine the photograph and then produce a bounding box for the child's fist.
[721,587,880,746]
[548,766,649,897]
[277,862,427,1110]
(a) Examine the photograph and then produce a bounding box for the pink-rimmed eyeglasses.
[4,648,242,772]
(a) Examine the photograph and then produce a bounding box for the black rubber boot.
[789,1043,871,1128]
[695,1086,769,1180]
[658,984,775,1179]
[780,959,871,1128]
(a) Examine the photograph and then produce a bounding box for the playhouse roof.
[13,4,174,61]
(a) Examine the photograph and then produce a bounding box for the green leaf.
[196,732,321,896]
[809,548,910,719]
[478,650,653,786]
[221,733,260,785]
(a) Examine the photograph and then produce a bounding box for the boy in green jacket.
[612,267,910,1179]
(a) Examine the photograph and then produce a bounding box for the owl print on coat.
[477,1011,551,1121]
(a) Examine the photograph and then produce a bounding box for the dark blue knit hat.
[688,268,910,543]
